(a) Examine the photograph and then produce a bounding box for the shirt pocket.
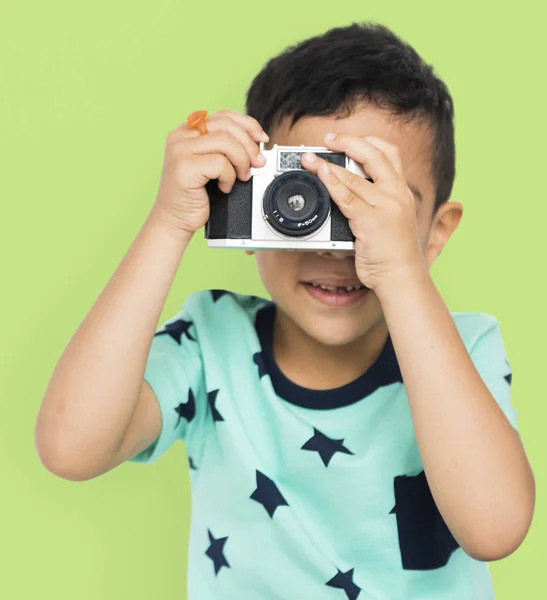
[391,470,460,570]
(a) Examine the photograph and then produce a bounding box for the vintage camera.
[204,143,370,251]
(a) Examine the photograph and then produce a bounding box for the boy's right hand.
[153,109,269,235]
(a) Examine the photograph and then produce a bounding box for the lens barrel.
[262,171,330,237]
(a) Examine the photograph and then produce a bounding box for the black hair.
[245,22,455,213]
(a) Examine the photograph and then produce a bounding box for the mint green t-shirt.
[129,289,517,600]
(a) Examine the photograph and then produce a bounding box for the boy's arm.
[301,133,535,561]
[35,109,267,480]
[377,269,535,562]
[34,205,193,481]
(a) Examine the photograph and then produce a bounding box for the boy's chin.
[301,319,369,348]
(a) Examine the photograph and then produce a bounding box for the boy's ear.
[244,250,255,256]
[424,201,463,268]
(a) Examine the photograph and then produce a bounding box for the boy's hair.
[245,22,455,214]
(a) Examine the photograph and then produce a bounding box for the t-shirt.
[129,289,517,600]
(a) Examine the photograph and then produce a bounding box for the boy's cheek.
[254,250,295,276]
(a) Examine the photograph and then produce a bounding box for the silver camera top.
[250,143,368,179]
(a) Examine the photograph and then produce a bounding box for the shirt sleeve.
[468,314,518,430]
[128,302,207,464]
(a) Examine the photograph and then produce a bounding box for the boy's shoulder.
[176,289,271,332]
[183,288,269,312]
[450,311,503,349]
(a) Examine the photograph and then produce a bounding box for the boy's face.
[248,103,462,348]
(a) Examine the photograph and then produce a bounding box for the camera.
[204,143,371,251]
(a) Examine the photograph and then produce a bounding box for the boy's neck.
[271,309,390,391]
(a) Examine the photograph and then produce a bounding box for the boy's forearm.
[376,270,535,561]
[35,205,192,474]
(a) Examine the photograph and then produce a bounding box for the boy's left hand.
[301,133,428,293]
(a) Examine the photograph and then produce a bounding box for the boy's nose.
[315,251,355,260]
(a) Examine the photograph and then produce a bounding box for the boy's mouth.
[301,280,371,308]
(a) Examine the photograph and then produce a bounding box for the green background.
[1,0,544,597]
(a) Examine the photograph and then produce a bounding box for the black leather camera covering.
[205,178,253,239]
[316,153,354,242]
[330,202,354,241]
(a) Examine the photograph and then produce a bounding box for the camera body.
[204,143,370,251]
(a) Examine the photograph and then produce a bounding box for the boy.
[35,21,534,600]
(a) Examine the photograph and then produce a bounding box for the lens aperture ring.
[263,171,330,237]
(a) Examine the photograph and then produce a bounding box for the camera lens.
[263,171,330,237]
[287,194,305,211]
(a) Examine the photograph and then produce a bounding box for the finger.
[323,133,403,192]
[172,114,266,170]
[363,136,405,178]
[183,131,254,183]
[213,109,269,143]
[301,152,377,207]
[192,153,237,194]
[204,115,267,168]
[303,156,371,221]
[173,109,268,144]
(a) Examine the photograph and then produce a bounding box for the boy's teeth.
[311,283,363,292]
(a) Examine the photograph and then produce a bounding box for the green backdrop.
[1,1,544,598]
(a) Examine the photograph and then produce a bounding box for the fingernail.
[325,132,337,141]
[303,152,317,162]
[260,132,269,142]
[256,153,266,165]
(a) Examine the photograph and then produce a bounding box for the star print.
[326,568,361,600]
[205,529,230,575]
[302,428,354,467]
[211,289,233,302]
[188,456,197,470]
[253,352,268,378]
[175,388,196,426]
[504,372,512,385]
[208,389,224,422]
[155,318,195,343]
[250,470,288,518]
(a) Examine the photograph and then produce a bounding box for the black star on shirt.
[250,470,288,518]
[205,529,230,575]
[326,568,361,600]
[208,389,224,422]
[211,289,233,303]
[155,318,195,343]
[302,428,354,467]
[253,352,268,378]
[503,358,512,385]
[175,388,196,426]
